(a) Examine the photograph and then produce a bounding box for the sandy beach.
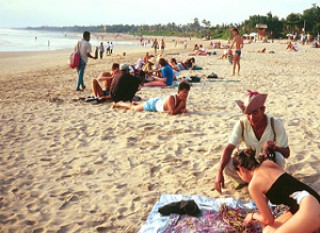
[0,38,319,232]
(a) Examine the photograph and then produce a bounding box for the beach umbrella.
[243,34,249,37]
[286,34,293,37]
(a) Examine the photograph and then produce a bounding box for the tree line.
[27,4,319,39]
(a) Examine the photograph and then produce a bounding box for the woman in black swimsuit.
[233,149,320,233]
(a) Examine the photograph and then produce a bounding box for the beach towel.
[139,194,289,233]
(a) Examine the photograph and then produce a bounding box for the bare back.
[233,35,244,50]
[250,160,285,194]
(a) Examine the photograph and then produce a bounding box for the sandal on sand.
[85,96,99,102]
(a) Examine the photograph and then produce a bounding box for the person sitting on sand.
[220,49,233,64]
[193,44,199,51]
[110,64,141,103]
[181,57,203,70]
[214,90,290,193]
[189,44,209,56]
[89,63,120,101]
[227,49,233,64]
[233,149,320,233]
[113,82,190,115]
[169,58,181,79]
[287,42,298,51]
[143,58,174,87]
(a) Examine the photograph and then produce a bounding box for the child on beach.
[229,28,243,76]
[113,82,190,115]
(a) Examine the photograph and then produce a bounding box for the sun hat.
[235,90,268,114]
[120,63,130,71]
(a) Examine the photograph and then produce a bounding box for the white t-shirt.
[228,115,288,156]
[78,39,92,63]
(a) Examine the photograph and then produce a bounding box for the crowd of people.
[72,31,320,232]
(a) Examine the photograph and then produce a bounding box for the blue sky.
[0,0,317,28]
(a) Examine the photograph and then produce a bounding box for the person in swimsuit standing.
[229,28,244,76]
[233,149,320,233]
[113,82,190,115]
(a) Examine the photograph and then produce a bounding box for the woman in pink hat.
[214,90,290,193]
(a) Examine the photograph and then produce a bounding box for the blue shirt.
[161,65,174,86]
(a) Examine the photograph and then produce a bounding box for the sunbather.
[143,58,174,86]
[113,82,190,115]
[89,63,120,101]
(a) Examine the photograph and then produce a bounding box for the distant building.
[256,24,268,40]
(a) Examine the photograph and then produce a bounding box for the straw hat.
[235,90,268,114]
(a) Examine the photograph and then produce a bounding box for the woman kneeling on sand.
[113,82,190,115]
[233,149,320,233]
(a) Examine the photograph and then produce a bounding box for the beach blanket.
[139,194,289,233]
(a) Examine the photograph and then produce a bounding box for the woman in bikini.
[233,149,320,233]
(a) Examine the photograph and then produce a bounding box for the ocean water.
[0,28,137,52]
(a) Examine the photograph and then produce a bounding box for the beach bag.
[69,42,81,69]
[207,72,219,79]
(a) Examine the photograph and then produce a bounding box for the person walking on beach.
[214,90,290,193]
[110,42,113,55]
[152,39,159,56]
[106,42,111,56]
[160,39,165,55]
[229,28,243,76]
[76,31,96,91]
[99,42,105,59]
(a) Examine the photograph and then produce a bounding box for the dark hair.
[231,28,239,34]
[190,57,195,63]
[158,58,168,66]
[170,58,177,64]
[83,31,90,39]
[112,63,120,70]
[233,149,259,171]
[178,82,191,92]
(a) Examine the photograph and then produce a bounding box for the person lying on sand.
[113,82,190,115]
[86,63,120,102]
[233,149,320,233]
[179,57,203,70]
[214,90,290,192]
[189,45,209,56]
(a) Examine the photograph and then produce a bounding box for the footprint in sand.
[32,228,44,233]
[96,226,113,233]
[150,165,161,177]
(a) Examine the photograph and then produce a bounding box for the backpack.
[69,42,81,69]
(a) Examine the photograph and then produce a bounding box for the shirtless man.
[90,63,120,101]
[229,28,244,76]
[113,82,190,115]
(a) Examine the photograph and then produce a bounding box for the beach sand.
[0,39,319,232]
